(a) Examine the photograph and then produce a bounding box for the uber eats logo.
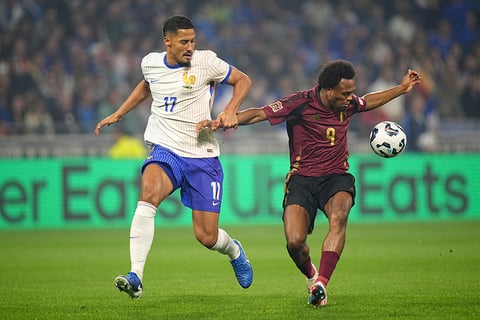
[0,156,476,228]
[357,162,468,216]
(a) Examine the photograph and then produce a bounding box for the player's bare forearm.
[95,80,150,135]
[195,107,266,132]
[364,69,421,111]
[363,85,406,110]
[236,108,267,126]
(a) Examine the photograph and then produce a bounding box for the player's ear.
[163,36,170,47]
[326,88,332,98]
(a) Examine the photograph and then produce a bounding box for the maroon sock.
[318,251,340,286]
[297,256,316,279]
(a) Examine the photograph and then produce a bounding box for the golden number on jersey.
[326,128,335,145]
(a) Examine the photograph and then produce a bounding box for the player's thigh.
[324,191,353,223]
[140,163,174,206]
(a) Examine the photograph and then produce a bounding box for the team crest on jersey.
[268,101,283,113]
[182,72,196,89]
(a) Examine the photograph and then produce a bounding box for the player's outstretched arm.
[236,108,268,126]
[196,108,267,132]
[94,80,151,135]
[363,69,421,111]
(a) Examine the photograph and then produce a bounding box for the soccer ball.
[369,121,407,158]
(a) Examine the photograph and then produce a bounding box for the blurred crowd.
[0,0,479,152]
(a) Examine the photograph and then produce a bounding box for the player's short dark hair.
[163,15,195,36]
[317,60,355,89]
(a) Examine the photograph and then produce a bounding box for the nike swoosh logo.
[212,202,220,206]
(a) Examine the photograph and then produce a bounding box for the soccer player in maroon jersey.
[197,59,421,307]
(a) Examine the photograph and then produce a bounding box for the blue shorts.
[142,144,224,213]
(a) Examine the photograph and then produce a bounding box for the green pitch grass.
[1,221,479,320]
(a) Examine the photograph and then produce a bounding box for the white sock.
[211,228,240,260]
[129,201,157,280]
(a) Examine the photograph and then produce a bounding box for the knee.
[286,235,307,254]
[140,191,159,207]
[139,185,163,207]
[329,208,349,230]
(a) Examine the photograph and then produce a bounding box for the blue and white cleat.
[308,281,328,307]
[230,240,253,288]
[114,272,143,299]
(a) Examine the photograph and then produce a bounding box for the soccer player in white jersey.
[95,15,253,298]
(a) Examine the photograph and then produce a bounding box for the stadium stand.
[0,0,479,156]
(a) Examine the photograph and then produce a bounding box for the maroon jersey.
[262,86,367,177]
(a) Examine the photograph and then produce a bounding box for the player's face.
[326,78,356,111]
[164,29,196,67]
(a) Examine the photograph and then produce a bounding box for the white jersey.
[141,50,231,158]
